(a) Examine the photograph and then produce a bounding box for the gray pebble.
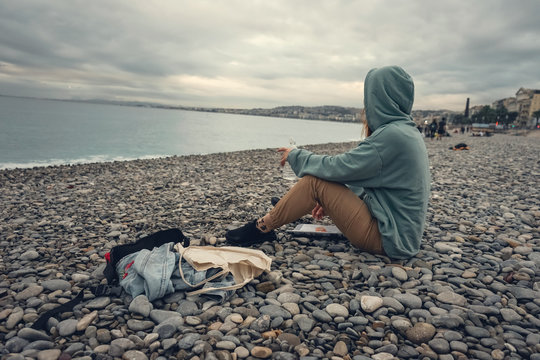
[312,309,333,322]
[85,297,110,309]
[109,338,135,357]
[6,337,29,353]
[176,300,199,316]
[41,279,71,291]
[178,333,201,349]
[155,323,176,339]
[464,325,490,338]
[127,319,155,331]
[428,338,450,354]
[393,293,422,309]
[259,304,292,319]
[129,294,153,317]
[150,309,183,324]
[57,319,78,337]
[17,328,50,341]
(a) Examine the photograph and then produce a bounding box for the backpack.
[32,229,189,330]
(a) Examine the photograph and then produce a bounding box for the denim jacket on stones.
[116,242,235,302]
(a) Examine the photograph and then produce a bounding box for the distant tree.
[452,114,465,124]
[472,106,496,123]
[508,111,518,125]
[451,113,471,125]
[495,105,509,125]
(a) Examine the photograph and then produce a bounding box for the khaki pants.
[267,175,385,255]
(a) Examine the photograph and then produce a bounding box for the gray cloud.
[1,0,539,110]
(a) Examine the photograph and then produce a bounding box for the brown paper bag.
[174,244,272,296]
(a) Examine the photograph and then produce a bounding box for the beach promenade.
[1,132,539,360]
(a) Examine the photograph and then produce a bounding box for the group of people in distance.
[424,118,447,140]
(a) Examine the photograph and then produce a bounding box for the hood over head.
[363,66,414,132]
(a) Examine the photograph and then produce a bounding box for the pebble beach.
[1,132,539,360]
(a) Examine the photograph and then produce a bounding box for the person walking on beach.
[226,66,431,260]
[429,119,438,140]
[437,117,446,140]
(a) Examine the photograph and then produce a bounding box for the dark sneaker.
[225,220,276,246]
[271,197,281,206]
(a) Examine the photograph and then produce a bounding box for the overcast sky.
[1,1,539,111]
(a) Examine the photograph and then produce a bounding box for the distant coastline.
[0,93,453,123]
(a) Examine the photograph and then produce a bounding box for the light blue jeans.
[116,242,235,302]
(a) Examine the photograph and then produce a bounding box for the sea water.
[0,96,362,169]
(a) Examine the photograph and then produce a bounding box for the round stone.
[177,333,201,349]
[185,316,202,326]
[325,303,349,317]
[294,315,315,332]
[277,332,301,347]
[216,340,237,350]
[450,340,468,353]
[393,293,422,309]
[436,291,467,306]
[17,328,51,341]
[259,305,292,319]
[391,267,408,281]
[277,292,301,304]
[428,338,450,354]
[176,300,199,316]
[57,319,78,337]
[150,309,183,324]
[282,302,300,316]
[360,295,383,313]
[86,297,111,309]
[251,346,272,358]
[464,325,490,338]
[235,346,250,358]
[229,313,243,323]
[21,250,40,261]
[15,285,43,301]
[109,338,135,357]
[127,319,154,331]
[312,309,333,322]
[36,349,61,360]
[76,310,98,331]
[391,318,412,332]
[122,350,148,360]
[155,323,176,339]
[405,322,436,344]
[500,308,521,322]
[333,340,348,356]
[41,279,71,291]
[129,295,153,317]
[96,329,111,343]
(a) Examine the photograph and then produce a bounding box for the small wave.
[0,154,170,170]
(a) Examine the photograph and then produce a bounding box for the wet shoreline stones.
[1,133,539,359]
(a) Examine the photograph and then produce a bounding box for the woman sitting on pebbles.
[226,66,431,259]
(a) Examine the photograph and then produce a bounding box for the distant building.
[515,88,540,127]
[492,97,517,113]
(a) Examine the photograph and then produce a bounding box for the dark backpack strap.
[31,290,85,330]
[31,285,123,331]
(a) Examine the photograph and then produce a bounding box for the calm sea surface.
[0,96,363,169]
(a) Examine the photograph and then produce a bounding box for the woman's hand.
[311,203,325,220]
[277,147,293,166]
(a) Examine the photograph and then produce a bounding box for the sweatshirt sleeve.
[287,141,382,184]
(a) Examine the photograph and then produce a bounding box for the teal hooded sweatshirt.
[287,66,430,259]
